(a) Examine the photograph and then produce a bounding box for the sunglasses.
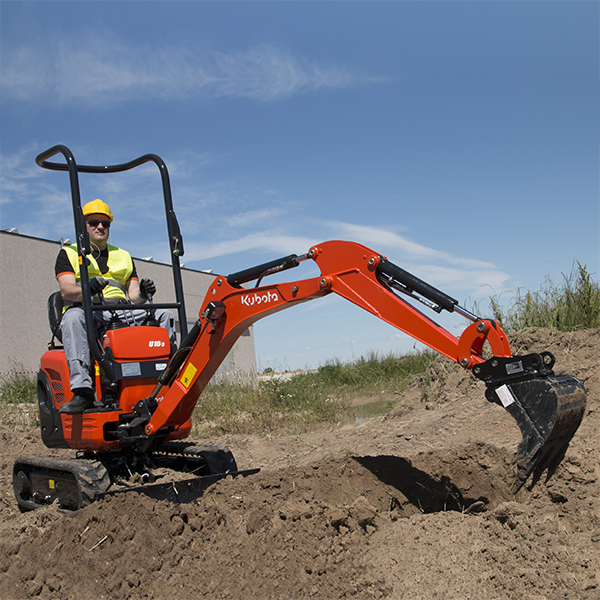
[87,219,111,228]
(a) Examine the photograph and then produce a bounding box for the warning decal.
[180,363,198,389]
[496,384,516,408]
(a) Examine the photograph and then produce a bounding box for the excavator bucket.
[473,353,586,492]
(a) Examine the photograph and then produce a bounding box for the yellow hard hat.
[82,199,113,222]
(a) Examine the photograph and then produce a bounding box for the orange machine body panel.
[40,326,190,451]
[103,326,171,361]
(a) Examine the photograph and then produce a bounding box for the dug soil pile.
[0,329,598,599]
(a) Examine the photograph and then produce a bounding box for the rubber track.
[14,456,111,509]
[154,440,238,474]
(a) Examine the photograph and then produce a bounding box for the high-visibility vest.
[62,244,134,301]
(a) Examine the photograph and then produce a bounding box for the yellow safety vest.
[62,244,134,301]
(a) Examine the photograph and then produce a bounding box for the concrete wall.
[0,231,256,383]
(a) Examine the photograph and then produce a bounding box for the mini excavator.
[13,145,587,511]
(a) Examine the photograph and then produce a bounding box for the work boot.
[59,388,95,414]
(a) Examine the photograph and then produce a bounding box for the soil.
[0,328,598,600]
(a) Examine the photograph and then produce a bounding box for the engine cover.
[103,326,171,361]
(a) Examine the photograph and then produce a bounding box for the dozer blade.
[97,468,260,505]
[475,353,586,492]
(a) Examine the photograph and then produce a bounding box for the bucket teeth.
[487,374,586,492]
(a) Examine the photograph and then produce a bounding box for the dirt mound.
[0,329,598,599]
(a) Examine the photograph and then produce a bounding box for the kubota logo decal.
[241,291,279,307]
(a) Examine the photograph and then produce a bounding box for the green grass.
[0,367,37,405]
[488,262,600,332]
[0,366,38,428]
[193,263,599,436]
[191,350,437,436]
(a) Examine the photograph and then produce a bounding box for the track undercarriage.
[13,442,256,512]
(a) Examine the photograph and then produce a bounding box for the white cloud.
[181,220,510,300]
[184,231,318,263]
[322,220,510,298]
[0,145,511,301]
[415,264,509,298]
[225,207,286,230]
[331,221,496,269]
[1,34,372,108]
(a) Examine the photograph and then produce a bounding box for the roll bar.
[36,144,189,381]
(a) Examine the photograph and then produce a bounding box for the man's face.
[86,213,111,248]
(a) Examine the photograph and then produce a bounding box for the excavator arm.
[143,240,585,492]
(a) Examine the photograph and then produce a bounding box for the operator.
[55,199,176,414]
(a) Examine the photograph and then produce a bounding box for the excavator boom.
[144,240,585,492]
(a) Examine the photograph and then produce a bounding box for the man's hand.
[89,277,109,296]
[139,278,156,301]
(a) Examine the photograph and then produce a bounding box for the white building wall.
[0,231,257,383]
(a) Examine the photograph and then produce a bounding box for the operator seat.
[47,291,64,345]
[47,291,161,346]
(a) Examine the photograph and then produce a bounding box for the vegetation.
[0,367,37,405]
[188,262,600,436]
[192,350,437,437]
[0,366,38,427]
[488,262,600,332]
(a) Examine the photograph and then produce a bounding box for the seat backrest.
[47,292,64,343]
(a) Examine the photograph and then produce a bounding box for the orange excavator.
[13,145,587,511]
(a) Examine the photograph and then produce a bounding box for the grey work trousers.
[60,306,176,391]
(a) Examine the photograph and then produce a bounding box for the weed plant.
[0,367,37,405]
[0,367,38,428]
[192,350,436,436]
[488,262,599,332]
[316,350,436,390]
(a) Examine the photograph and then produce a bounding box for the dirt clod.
[0,329,598,599]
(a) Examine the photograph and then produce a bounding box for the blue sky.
[1,1,599,372]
